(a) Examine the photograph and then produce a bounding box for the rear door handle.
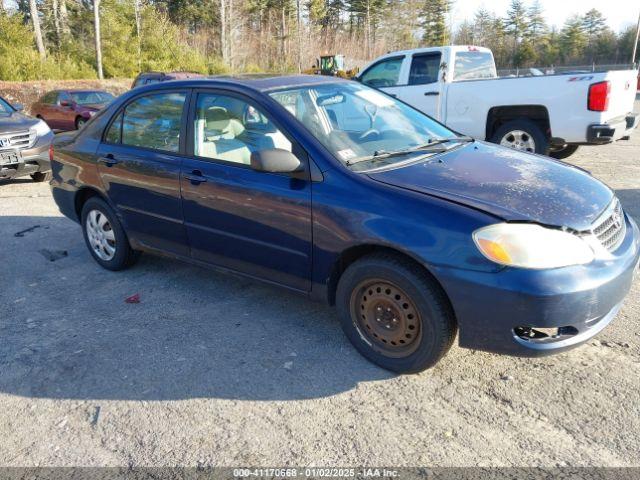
[424,91,440,96]
[98,154,118,167]
[184,170,207,184]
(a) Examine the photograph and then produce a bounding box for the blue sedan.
[50,75,640,373]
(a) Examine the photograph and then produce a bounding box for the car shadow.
[0,177,37,186]
[0,215,393,402]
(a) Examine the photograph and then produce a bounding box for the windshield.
[70,91,114,105]
[269,82,460,169]
[0,97,14,114]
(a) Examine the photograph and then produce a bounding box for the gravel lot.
[1,124,639,468]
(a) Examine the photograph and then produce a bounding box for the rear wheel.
[81,197,139,271]
[30,171,52,182]
[490,118,549,155]
[336,253,456,373]
[549,144,579,160]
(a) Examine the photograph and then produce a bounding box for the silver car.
[0,96,54,182]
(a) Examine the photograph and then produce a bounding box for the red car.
[31,90,115,131]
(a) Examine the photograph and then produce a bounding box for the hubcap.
[85,209,116,261]
[351,280,421,358]
[500,130,536,152]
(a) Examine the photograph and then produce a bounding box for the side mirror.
[12,103,24,111]
[250,149,303,174]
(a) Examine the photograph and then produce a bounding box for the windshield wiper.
[346,136,472,166]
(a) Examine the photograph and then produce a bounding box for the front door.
[96,90,190,256]
[181,90,312,291]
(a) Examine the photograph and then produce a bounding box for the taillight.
[49,143,54,162]
[588,81,610,111]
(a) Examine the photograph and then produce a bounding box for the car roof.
[148,74,350,92]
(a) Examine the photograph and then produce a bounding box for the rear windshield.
[70,91,115,105]
[453,51,497,81]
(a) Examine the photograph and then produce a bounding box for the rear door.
[95,90,190,256]
[180,89,312,291]
[394,52,443,119]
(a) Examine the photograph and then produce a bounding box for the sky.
[452,0,640,33]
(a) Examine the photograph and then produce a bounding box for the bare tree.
[52,0,62,48]
[93,0,104,79]
[220,0,228,64]
[29,0,46,60]
[59,0,70,35]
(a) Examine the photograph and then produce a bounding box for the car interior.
[194,95,292,164]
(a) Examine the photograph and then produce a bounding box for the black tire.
[80,197,139,271]
[549,144,579,160]
[489,118,549,155]
[75,116,86,130]
[30,171,52,182]
[336,253,456,373]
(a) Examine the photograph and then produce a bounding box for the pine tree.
[504,0,528,66]
[420,0,451,46]
[560,15,587,63]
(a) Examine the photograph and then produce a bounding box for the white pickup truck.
[356,45,639,158]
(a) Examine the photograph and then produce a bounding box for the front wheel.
[549,145,579,160]
[81,197,139,271]
[75,116,87,130]
[490,119,549,155]
[336,253,456,373]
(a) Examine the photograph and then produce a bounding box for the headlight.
[473,223,594,269]
[31,119,51,137]
[88,111,97,117]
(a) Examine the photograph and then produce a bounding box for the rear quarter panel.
[443,72,624,143]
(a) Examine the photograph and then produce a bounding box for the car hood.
[366,141,613,231]
[0,111,39,134]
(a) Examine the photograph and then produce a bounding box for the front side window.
[270,82,458,170]
[360,57,404,88]
[193,93,292,165]
[409,53,441,85]
[453,51,497,81]
[119,92,187,153]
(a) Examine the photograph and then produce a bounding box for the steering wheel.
[358,128,380,141]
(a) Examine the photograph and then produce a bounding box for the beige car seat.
[199,107,251,164]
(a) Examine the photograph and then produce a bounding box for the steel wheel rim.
[85,209,116,261]
[350,279,422,358]
[500,130,536,152]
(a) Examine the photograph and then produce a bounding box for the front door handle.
[184,170,207,184]
[98,154,118,167]
[424,91,440,96]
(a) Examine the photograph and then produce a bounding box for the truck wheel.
[336,253,456,374]
[490,119,549,155]
[31,171,52,182]
[81,197,139,271]
[549,145,579,160]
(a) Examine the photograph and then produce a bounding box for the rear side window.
[42,91,58,104]
[360,57,403,88]
[453,51,497,81]
[409,53,441,85]
[116,92,187,153]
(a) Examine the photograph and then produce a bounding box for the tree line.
[0,0,638,81]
